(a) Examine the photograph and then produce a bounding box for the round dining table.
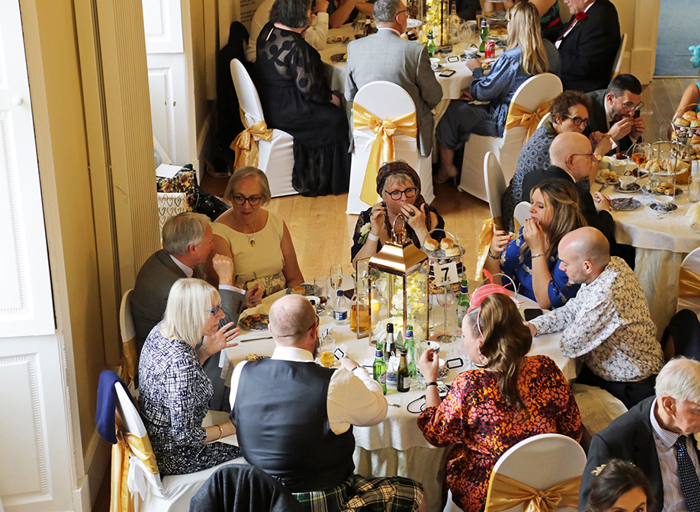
[220,283,573,511]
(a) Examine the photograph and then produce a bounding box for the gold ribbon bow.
[118,337,138,387]
[505,101,552,141]
[111,416,159,512]
[230,109,273,170]
[475,217,502,280]
[679,266,700,298]
[352,103,418,205]
[486,473,582,512]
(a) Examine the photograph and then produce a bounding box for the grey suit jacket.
[345,29,443,157]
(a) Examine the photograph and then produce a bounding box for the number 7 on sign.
[433,262,459,286]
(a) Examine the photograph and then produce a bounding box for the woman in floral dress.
[418,291,582,512]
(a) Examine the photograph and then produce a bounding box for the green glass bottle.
[406,325,417,378]
[456,280,470,328]
[479,19,489,52]
[373,342,387,395]
[427,30,435,58]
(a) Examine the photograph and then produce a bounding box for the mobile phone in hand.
[524,308,543,321]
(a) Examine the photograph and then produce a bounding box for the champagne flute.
[631,143,651,169]
[436,286,455,343]
[330,264,343,293]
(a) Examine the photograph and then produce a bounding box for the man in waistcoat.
[229,294,425,511]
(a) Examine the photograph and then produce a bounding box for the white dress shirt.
[229,346,388,435]
[650,398,700,512]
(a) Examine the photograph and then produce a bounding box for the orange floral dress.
[417,355,583,512]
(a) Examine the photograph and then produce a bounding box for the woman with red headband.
[417,291,582,512]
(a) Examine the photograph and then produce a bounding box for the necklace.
[242,224,257,247]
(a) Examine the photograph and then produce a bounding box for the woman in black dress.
[256,0,350,197]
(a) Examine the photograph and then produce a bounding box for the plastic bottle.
[397,350,410,392]
[427,30,435,58]
[373,342,387,395]
[479,19,489,52]
[333,290,349,325]
[456,280,470,328]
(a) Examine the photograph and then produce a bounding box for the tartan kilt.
[293,474,424,512]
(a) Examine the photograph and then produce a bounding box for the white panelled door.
[0,2,77,511]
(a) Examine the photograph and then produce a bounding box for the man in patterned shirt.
[527,226,664,409]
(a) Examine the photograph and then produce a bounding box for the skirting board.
[75,421,111,511]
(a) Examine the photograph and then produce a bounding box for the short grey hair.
[374,0,404,24]
[224,167,272,205]
[161,278,220,347]
[269,295,316,345]
[162,212,210,256]
[655,357,700,404]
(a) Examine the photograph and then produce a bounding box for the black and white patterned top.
[138,324,240,476]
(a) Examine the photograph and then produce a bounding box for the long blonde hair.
[507,2,549,76]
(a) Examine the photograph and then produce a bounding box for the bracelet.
[367,232,379,242]
[487,249,500,260]
[426,382,438,387]
[531,252,546,259]
[216,425,224,441]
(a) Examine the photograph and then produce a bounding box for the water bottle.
[333,290,349,325]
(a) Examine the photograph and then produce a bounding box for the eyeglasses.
[616,97,644,113]
[571,153,601,162]
[385,187,418,200]
[564,114,589,127]
[207,304,222,315]
[231,194,263,206]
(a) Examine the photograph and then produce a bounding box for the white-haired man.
[229,294,425,511]
[131,212,261,408]
[579,358,700,512]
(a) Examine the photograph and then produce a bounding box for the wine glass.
[330,264,343,293]
[435,286,455,343]
[630,142,651,168]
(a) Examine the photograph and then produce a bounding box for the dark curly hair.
[584,459,654,512]
[550,90,592,125]
[269,0,312,28]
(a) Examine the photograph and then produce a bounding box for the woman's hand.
[591,132,612,157]
[489,230,512,257]
[315,0,329,12]
[522,219,546,255]
[369,202,387,234]
[465,59,481,72]
[459,86,474,101]
[330,93,341,107]
[418,348,440,383]
[593,191,611,212]
[243,283,263,308]
[199,322,240,364]
[401,203,428,236]
[212,254,235,287]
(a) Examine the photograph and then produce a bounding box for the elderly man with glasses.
[229,294,426,512]
[585,74,647,155]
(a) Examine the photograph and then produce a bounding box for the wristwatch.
[426,382,438,387]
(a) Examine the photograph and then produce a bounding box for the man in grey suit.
[345,0,443,158]
[131,212,261,409]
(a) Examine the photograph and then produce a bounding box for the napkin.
[686,201,700,225]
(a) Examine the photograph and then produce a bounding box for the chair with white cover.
[611,33,628,80]
[513,201,531,232]
[229,59,296,197]
[537,112,551,131]
[113,383,245,512]
[119,289,138,392]
[677,246,700,315]
[459,73,563,201]
[484,152,506,227]
[346,81,434,214]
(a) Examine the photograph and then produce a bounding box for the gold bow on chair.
[679,266,700,298]
[230,109,273,169]
[475,217,502,280]
[111,416,159,512]
[119,338,138,388]
[486,473,582,512]
[352,103,418,205]
[505,101,552,141]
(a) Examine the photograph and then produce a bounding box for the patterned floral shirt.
[417,355,582,512]
[530,256,665,382]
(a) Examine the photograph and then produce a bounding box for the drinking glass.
[413,340,429,390]
[435,286,455,343]
[630,142,651,169]
[690,163,700,203]
[319,333,335,368]
[313,275,328,313]
[330,264,343,292]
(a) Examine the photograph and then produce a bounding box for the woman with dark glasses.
[138,278,242,475]
[208,167,304,297]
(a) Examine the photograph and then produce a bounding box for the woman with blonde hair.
[418,291,582,512]
[484,179,586,309]
[138,278,242,475]
[435,1,559,183]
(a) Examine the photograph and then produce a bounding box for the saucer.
[611,198,641,211]
[649,202,678,213]
[613,183,641,193]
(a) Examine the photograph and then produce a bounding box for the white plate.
[406,18,422,29]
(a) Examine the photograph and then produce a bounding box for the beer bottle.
[385,323,394,363]
[397,349,410,392]
[373,342,387,395]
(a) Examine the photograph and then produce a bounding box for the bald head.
[558,227,610,283]
[549,132,593,180]
[269,294,318,347]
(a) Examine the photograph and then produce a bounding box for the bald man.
[228,295,425,511]
[527,227,664,408]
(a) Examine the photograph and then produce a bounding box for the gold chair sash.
[475,217,501,280]
[119,337,138,387]
[111,416,159,512]
[352,103,418,205]
[679,266,700,298]
[230,109,273,169]
[505,101,552,141]
[486,473,582,512]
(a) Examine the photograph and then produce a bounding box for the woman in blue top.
[484,179,586,309]
[435,2,557,183]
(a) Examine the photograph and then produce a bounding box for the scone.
[444,246,461,257]
[440,238,455,250]
[424,237,439,251]
[691,120,700,128]
[676,118,691,127]
[683,111,698,121]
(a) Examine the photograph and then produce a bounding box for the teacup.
[430,58,440,70]
[618,175,636,190]
[464,50,479,60]
[609,158,628,176]
[652,195,675,212]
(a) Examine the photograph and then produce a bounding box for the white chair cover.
[678,246,700,315]
[459,74,563,201]
[484,151,506,221]
[230,59,296,198]
[611,33,628,80]
[572,383,627,452]
[536,112,551,131]
[115,385,245,512]
[513,201,532,229]
[346,81,434,215]
[119,289,138,394]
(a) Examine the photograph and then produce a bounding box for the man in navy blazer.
[579,358,700,512]
[553,0,620,93]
